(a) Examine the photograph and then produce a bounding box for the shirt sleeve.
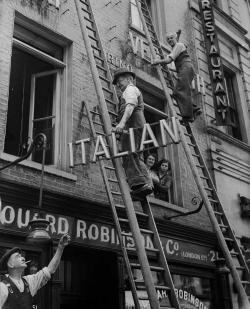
[122,85,140,106]
[23,267,51,297]
[0,282,9,308]
[169,43,186,60]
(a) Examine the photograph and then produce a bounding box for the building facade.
[0,0,249,308]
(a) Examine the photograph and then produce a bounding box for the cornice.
[207,126,250,152]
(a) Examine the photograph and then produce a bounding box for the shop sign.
[68,118,179,168]
[198,0,231,126]
[126,289,209,309]
[0,199,217,266]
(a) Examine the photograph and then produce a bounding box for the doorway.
[60,246,120,309]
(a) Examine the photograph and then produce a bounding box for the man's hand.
[115,122,125,134]
[58,234,71,249]
[151,59,161,66]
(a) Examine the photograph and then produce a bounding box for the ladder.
[135,0,250,307]
[74,0,180,308]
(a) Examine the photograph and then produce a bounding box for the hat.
[112,67,136,85]
[0,247,21,272]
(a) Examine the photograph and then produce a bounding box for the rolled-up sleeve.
[0,282,9,308]
[24,267,51,297]
[169,43,186,60]
[122,85,140,106]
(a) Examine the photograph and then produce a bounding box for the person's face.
[116,75,130,90]
[8,252,27,270]
[146,155,155,168]
[166,34,177,47]
[160,162,169,173]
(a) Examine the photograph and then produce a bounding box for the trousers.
[120,129,152,189]
[173,60,195,119]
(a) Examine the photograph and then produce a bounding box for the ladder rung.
[115,204,148,218]
[111,191,122,196]
[140,228,154,235]
[94,54,104,62]
[108,178,119,183]
[119,218,129,223]
[84,16,94,24]
[96,64,107,72]
[204,186,214,191]
[88,34,98,42]
[95,130,105,136]
[93,120,103,126]
[213,211,223,216]
[91,44,101,52]
[126,247,159,253]
[209,198,219,203]
[131,263,164,272]
[80,0,89,6]
[219,224,228,230]
[196,164,204,169]
[99,75,111,84]
[154,285,171,291]
[236,266,245,271]
[242,281,250,285]
[104,165,115,170]
[102,86,114,95]
[90,110,100,116]
[224,237,234,242]
[86,25,95,33]
[231,251,239,257]
[81,8,91,15]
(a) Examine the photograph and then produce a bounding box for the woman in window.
[154,159,172,202]
[144,153,159,196]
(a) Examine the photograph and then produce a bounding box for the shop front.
[0,182,232,309]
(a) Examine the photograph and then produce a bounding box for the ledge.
[148,197,188,214]
[0,153,77,181]
[207,126,250,152]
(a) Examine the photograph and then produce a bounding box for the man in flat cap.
[152,32,201,123]
[113,67,153,199]
[0,233,70,309]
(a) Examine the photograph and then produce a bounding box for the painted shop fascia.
[0,195,218,268]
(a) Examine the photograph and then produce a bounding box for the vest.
[2,276,33,309]
[174,49,191,72]
[117,85,146,130]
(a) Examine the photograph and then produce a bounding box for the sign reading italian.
[68,118,179,167]
[198,0,232,126]
[0,198,217,266]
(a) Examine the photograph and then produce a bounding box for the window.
[4,23,66,165]
[130,0,153,32]
[141,89,174,204]
[223,68,242,140]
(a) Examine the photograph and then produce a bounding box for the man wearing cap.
[0,233,70,309]
[151,32,201,123]
[113,67,153,199]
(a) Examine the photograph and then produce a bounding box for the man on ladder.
[152,32,201,124]
[113,68,153,200]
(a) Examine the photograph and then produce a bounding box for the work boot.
[130,184,153,201]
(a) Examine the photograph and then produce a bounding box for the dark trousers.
[173,61,195,119]
[120,130,152,189]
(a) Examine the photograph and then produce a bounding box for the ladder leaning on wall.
[135,0,250,308]
[73,0,250,308]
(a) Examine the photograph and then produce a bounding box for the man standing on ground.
[113,68,153,199]
[0,233,70,309]
[151,32,201,123]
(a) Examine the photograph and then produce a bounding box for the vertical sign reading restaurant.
[198,0,232,126]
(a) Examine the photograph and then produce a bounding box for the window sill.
[0,153,77,181]
[148,197,188,214]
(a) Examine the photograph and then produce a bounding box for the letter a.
[92,135,110,162]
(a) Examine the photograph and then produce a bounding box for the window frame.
[5,29,68,169]
[29,69,62,165]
